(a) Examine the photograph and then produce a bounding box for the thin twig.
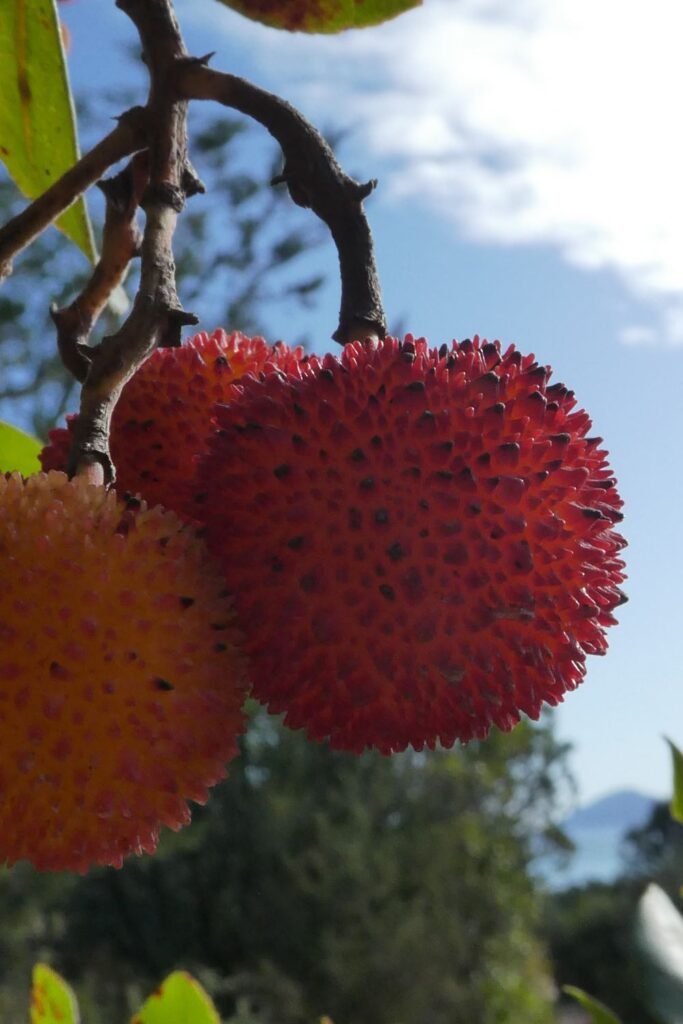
[0,107,148,283]
[52,152,148,383]
[178,62,386,345]
[67,0,198,483]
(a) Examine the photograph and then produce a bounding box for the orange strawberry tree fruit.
[0,0,625,1015]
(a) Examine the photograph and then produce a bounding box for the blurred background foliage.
[0,710,569,1024]
[0,81,325,439]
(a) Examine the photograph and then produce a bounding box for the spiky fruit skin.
[197,335,626,754]
[0,472,246,872]
[39,330,304,518]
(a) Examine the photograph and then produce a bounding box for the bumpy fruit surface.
[197,335,626,754]
[0,472,246,871]
[40,330,303,518]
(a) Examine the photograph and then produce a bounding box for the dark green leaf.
[216,0,422,34]
[0,421,42,475]
[0,0,96,262]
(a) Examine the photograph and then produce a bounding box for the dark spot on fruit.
[49,661,66,678]
[274,464,290,479]
[141,419,154,430]
[419,410,435,423]
[547,402,560,413]
[581,507,603,521]
[125,495,142,510]
[419,499,429,510]
[179,596,195,609]
[476,452,491,466]
[419,528,429,538]
[351,447,366,462]
[287,535,304,550]
[370,434,382,447]
[320,368,335,381]
[460,338,473,351]
[549,433,571,445]
[436,470,454,481]
[211,622,229,631]
[379,583,395,601]
[292,434,304,445]
[482,342,500,365]
[439,343,449,359]
[386,542,405,562]
[374,508,389,525]
[155,678,174,691]
[300,573,316,593]
[468,502,481,515]
[215,355,229,367]
[293,403,305,417]
[360,476,375,490]
[406,380,425,393]
[271,557,284,572]
[215,643,228,653]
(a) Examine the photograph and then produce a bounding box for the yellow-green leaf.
[217,0,421,33]
[30,964,80,1024]
[563,986,622,1024]
[0,0,96,263]
[131,972,220,1024]
[0,421,42,475]
[666,737,683,824]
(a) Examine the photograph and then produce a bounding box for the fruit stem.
[178,63,387,345]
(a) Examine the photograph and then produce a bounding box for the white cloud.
[185,0,683,345]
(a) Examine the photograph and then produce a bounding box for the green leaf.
[131,972,220,1024]
[0,421,42,475]
[0,0,96,263]
[30,963,80,1024]
[217,0,422,33]
[666,737,683,824]
[563,986,622,1024]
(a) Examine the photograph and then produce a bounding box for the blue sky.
[59,0,683,805]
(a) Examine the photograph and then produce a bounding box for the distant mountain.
[564,789,658,833]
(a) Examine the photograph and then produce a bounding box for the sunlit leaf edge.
[215,0,421,34]
[30,963,79,1024]
[563,985,622,1024]
[0,421,42,475]
[0,0,96,263]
